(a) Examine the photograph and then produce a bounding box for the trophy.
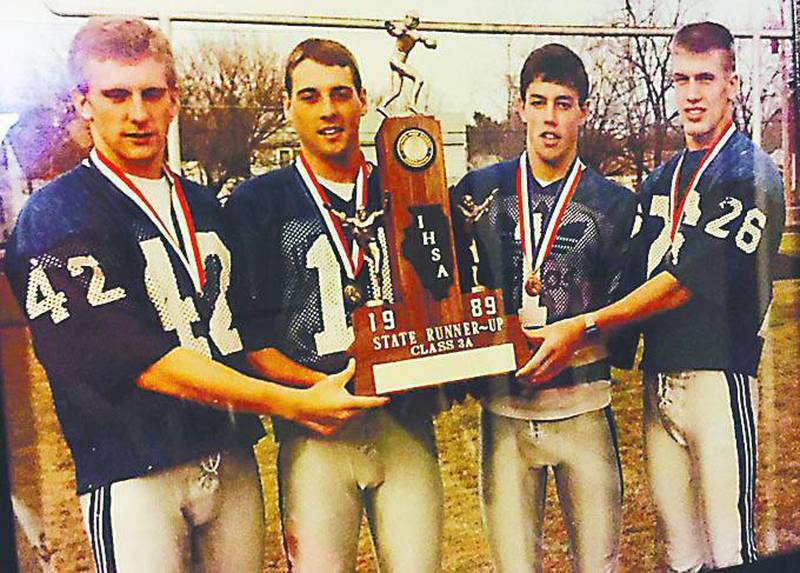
[350,14,529,395]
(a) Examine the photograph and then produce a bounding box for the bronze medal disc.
[344,282,364,309]
[525,271,542,297]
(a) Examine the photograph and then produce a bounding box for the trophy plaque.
[350,114,529,395]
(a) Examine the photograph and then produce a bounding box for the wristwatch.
[583,312,600,339]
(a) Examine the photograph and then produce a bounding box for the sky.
[0,0,790,131]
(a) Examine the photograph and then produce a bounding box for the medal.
[516,151,584,296]
[525,270,542,297]
[296,152,369,305]
[516,152,583,328]
[343,281,364,310]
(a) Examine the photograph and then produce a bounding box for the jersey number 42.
[25,231,243,359]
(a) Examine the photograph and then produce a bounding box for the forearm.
[593,271,691,335]
[247,347,325,388]
[137,347,304,419]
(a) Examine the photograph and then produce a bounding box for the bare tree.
[178,41,286,195]
[581,0,685,185]
[615,0,683,184]
[466,111,524,167]
[3,98,89,185]
[1,91,91,245]
[734,41,785,151]
[580,48,630,175]
[467,2,686,183]
[0,59,90,190]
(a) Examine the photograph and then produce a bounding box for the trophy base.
[371,343,516,395]
[350,289,529,395]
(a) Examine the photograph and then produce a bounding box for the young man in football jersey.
[452,44,637,572]
[518,22,785,571]
[226,39,443,572]
[4,18,386,573]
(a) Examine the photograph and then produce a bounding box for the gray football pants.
[79,446,264,573]
[277,409,443,573]
[644,371,758,572]
[480,408,622,573]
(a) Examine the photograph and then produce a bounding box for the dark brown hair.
[672,21,736,72]
[284,38,363,94]
[519,43,589,104]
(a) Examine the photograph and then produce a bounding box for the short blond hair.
[68,17,177,93]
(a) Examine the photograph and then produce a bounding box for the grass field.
[3,274,799,572]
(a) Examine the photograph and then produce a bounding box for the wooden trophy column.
[351,115,528,395]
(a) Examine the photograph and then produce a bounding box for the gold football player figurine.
[379,11,438,116]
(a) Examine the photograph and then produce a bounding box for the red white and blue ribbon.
[668,120,735,241]
[516,150,585,274]
[91,148,206,291]
[295,152,368,280]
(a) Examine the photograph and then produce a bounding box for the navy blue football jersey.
[227,165,388,370]
[633,131,785,375]
[4,162,264,494]
[452,157,638,368]
[226,164,439,424]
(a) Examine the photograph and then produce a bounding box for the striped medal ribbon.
[92,148,206,292]
[295,152,368,304]
[516,150,584,298]
[668,120,736,242]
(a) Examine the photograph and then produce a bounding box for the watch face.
[395,127,436,170]
[584,314,600,337]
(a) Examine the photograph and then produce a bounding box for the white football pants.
[277,409,443,573]
[480,407,622,573]
[644,370,758,572]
